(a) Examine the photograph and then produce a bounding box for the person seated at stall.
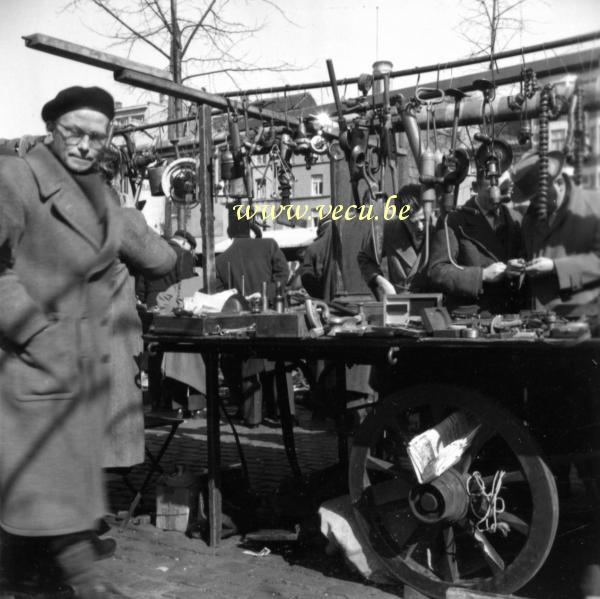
[217,214,291,427]
[357,184,430,298]
[510,150,600,312]
[428,162,524,315]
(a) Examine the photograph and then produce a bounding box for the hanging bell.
[518,121,532,146]
[220,147,235,180]
[220,147,243,181]
[294,121,311,156]
[279,131,295,163]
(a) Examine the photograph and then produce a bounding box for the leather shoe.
[89,535,116,561]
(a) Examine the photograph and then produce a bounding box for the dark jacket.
[357,218,428,296]
[428,198,523,314]
[215,237,289,298]
[136,239,196,307]
[299,220,340,301]
[0,144,121,535]
[522,179,600,310]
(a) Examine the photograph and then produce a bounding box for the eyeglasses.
[55,122,108,148]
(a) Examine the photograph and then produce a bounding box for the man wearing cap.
[0,86,123,597]
[428,166,524,314]
[511,151,600,311]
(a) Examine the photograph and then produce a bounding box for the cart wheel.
[349,384,558,598]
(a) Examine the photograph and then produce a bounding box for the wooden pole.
[197,103,216,293]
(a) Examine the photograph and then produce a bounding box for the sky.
[1,0,599,137]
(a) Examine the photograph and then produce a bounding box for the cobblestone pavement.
[100,405,597,599]
[102,407,405,599]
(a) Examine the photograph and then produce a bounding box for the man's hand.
[525,257,555,276]
[374,275,396,298]
[482,262,507,283]
[506,258,526,279]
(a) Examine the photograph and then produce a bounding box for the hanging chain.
[534,84,553,221]
[573,85,585,186]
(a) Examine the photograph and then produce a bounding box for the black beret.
[173,229,197,250]
[42,86,115,122]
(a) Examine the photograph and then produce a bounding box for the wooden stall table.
[145,319,600,598]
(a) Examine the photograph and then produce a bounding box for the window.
[550,128,567,152]
[311,174,324,196]
[255,177,266,197]
[254,154,269,166]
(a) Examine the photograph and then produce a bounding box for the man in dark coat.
[136,229,196,308]
[299,217,341,301]
[0,86,126,598]
[216,218,289,426]
[512,151,600,311]
[428,172,523,314]
[357,184,429,298]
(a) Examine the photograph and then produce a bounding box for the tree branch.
[181,0,218,56]
[88,0,170,58]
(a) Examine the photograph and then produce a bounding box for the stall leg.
[205,351,222,547]
[334,361,348,469]
[275,361,302,483]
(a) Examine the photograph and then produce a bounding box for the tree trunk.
[166,0,184,234]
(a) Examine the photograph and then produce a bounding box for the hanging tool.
[573,84,585,185]
[378,63,398,195]
[440,88,470,213]
[326,58,372,207]
[472,78,506,205]
[416,87,444,269]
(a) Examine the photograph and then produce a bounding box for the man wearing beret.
[428,163,524,315]
[511,151,600,311]
[0,86,125,598]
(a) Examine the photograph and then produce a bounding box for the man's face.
[172,236,192,252]
[406,206,426,243]
[49,108,110,173]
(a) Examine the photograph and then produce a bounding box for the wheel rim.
[349,384,559,599]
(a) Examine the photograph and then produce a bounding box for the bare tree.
[65,0,301,128]
[457,0,531,62]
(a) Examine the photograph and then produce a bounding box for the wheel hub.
[408,468,469,524]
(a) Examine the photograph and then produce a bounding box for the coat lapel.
[24,144,121,277]
[24,145,103,251]
[458,208,501,261]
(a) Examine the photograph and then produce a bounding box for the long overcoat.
[522,180,600,310]
[0,144,121,536]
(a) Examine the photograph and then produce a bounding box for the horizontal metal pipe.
[219,30,600,98]
[23,33,170,78]
[114,68,299,127]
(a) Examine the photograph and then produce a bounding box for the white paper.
[407,412,481,484]
[182,289,238,315]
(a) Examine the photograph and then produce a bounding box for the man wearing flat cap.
[511,151,600,311]
[0,85,142,598]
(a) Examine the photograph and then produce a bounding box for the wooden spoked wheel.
[349,384,559,598]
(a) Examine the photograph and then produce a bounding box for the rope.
[467,470,510,536]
